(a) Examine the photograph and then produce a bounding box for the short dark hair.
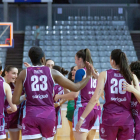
[68,66,74,82]
[53,65,69,76]
[29,47,44,65]
[130,61,140,81]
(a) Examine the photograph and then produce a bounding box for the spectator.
[34,25,40,47]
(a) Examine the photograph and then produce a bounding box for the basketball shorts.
[73,107,98,132]
[0,118,6,139]
[100,123,134,140]
[22,109,56,140]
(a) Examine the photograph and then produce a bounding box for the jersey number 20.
[111,78,126,94]
[31,75,48,91]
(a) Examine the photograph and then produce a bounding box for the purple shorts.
[100,123,134,140]
[135,132,140,140]
[0,118,6,139]
[73,107,98,132]
[22,108,56,140]
[5,109,20,132]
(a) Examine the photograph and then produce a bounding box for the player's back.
[103,69,133,126]
[75,69,98,108]
[0,81,5,118]
[24,66,55,107]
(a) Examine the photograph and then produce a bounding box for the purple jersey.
[0,81,6,118]
[23,66,55,118]
[75,69,98,109]
[102,69,133,126]
[54,84,64,114]
[131,82,140,134]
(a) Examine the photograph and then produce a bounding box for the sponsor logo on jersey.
[131,101,138,107]
[58,87,62,91]
[58,90,63,95]
[111,97,126,102]
[88,91,94,95]
[32,94,48,99]
[101,127,105,134]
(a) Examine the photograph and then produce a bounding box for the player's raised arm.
[122,74,140,102]
[52,62,92,92]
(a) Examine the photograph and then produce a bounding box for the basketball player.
[55,48,99,140]
[12,47,93,140]
[0,66,20,140]
[122,61,140,140]
[46,59,55,68]
[75,49,140,140]
[66,66,78,140]
[53,65,69,140]
[0,79,17,140]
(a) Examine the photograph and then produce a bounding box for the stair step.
[5,33,24,68]
[131,33,140,60]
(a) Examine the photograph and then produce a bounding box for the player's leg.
[53,132,57,140]
[68,120,75,140]
[86,130,96,140]
[73,131,87,140]
[9,130,20,140]
[5,132,8,140]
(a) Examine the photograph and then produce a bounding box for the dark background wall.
[0,4,140,31]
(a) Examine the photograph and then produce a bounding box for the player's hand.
[97,100,100,106]
[75,119,83,132]
[54,94,61,102]
[92,68,99,79]
[7,107,14,114]
[122,81,134,93]
[24,62,31,68]
[54,103,59,108]
[85,61,92,78]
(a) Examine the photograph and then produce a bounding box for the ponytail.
[53,65,69,76]
[111,49,135,86]
[85,48,93,65]
[76,48,93,65]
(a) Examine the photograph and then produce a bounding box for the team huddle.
[0,46,140,140]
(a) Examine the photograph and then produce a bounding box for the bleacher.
[23,16,137,73]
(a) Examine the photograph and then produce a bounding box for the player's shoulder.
[76,68,86,75]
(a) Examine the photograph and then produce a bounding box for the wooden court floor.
[11,105,99,140]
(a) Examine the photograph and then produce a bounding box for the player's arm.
[55,91,79,101]
[4,82,17,112]
[52,62,92,92]
[12,70,26,105]
[54,69,85,101]
[122,74,140,103]
[54,99,67,108]
[75,71,106,131]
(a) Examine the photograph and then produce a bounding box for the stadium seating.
[23,16,137,72]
